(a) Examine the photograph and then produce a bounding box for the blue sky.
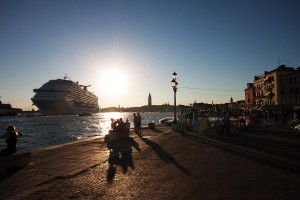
[0,0,300,110]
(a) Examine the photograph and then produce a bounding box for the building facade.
[244,83,254,110]
[247,65,300,109]
[279,69,300,105]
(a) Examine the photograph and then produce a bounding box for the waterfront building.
[244,83,254,110]
[246,65,300,109]
[226,97,245,111]
[0,100,22,116]
[279,68,300,105]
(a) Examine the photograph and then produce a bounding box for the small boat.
[78,113,93,116]
[158,117,174,125]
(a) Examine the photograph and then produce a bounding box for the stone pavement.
[0,136,111,199]
[1,124,300,199]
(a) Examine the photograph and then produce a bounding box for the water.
[0,112,173,151]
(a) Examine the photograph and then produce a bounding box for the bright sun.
[99,69,128,96]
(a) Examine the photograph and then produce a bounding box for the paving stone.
[1,125,300,199]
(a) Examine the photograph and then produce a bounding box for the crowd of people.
[110,112,142,134]
[175,108,300,137]
[176,110,210,134]
[110,118,130,133]
[176,109,248,137]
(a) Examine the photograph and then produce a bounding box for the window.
[281,89,284,95]
[296,87,298,94]
[290,88,294,94]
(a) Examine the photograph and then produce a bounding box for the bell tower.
[148,93,152,106]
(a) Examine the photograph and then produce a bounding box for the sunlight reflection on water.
[0,112,172,151]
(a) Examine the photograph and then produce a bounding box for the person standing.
[137,112,142,134]
[117,118,125,131]
[281,111,287,125]
[178,111,186,135]
[192,111,199,132]
[133,113,138,133]
[0,125,23,155]
[186,111,193,131]
[125,119,130,133]
[294,112,298,120]
[221,113,231,137]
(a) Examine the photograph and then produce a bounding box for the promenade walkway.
[0,136,111,199]
[1,124,300,199]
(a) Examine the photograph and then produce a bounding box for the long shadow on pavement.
[137,132,190,175]
[184,128,300,175]
[231,130,300,159]
[106,137,141,183]
[0,169,21,183]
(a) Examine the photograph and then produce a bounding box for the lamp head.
[171,78,176,87]
[175,81,178,89]
[172,71,177,79]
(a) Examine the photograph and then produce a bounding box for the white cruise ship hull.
[32,100,99,115]
[31,77,99,115]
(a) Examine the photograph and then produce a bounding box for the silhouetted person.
[111,118,118,131]
[0,125,23,156]
[282,112,287,125]
[136,112,142,134]
[117,118,125,131]
[178,111,186,135]
[220,113,231,137]
[192,111,199,132]
[240,117,246,127]
[125,119,130,133]
[133,113,138,133]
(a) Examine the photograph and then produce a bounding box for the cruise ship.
[31,76,99,115]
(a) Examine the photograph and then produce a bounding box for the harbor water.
[0,112,173,151]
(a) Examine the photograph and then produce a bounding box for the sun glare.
[99,69,129,96]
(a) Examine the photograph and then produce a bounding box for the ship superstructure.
[31,76,99,115]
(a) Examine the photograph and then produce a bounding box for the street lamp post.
[171,71,178,124]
